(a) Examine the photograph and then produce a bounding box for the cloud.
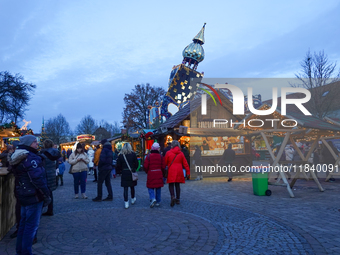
[1,0,340,133]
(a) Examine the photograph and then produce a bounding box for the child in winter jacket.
[56,157,65,186]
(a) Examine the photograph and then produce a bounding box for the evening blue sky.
[1,0,339,133]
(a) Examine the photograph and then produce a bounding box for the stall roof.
[0,127,20,137]
[141,129,156,133]
[108,135,122,142]
[159,97,201,129]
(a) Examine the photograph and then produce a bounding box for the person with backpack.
[144,143,166,208]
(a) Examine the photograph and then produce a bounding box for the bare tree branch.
[45,114,71,144]
[293,50,340,119]
[75,115,98,135]
[122,83,165,129]
[0,71,36,123]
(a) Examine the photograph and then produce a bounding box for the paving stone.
[1,164,338,254]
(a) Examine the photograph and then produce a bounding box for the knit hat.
[100,139,107,145]
[151,142,160,150]
[19,135,37,147]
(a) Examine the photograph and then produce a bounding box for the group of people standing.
[7,135,192,254]
[66,139,114,201]
[66,139,191,209]
[68,139,192,209]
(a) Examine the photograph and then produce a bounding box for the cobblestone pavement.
[1,162,339,254]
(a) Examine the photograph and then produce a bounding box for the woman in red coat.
[165,140,190,207]
[144,143,166,208]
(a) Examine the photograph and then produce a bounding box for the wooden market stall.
[155,91,253,178]
[0,123,21,240]
[236,104,340,197]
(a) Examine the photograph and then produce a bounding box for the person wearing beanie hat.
[144,142,166,208]
[11,135,51,254]
[151,142,160,151]
[19,135,37,147]
[100,139,108,145]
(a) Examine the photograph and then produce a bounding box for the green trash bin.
[252,171,271,196]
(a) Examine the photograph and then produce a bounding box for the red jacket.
[144,151,166,188]
[165,147,190,183]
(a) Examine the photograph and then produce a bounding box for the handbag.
[123,154,138,181]
[164,155,177,178]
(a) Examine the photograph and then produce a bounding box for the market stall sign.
[76,135,95,141]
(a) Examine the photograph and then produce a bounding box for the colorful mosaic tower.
[159,23,206,122]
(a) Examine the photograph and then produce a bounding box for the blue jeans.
[73,171,87,194]
[148,188,161,203]
[111,167,116,178]
[16,201,43,255]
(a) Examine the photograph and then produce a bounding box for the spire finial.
[193,23,206,45]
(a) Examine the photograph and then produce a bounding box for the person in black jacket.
[93,139,113,202]
[116,143,138,209]
[222,144,235,182]
[40,139,61,216]
[182,145,190,180]
[162,142,171,156]
[193,145,203,180]
[12,135,51,255]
